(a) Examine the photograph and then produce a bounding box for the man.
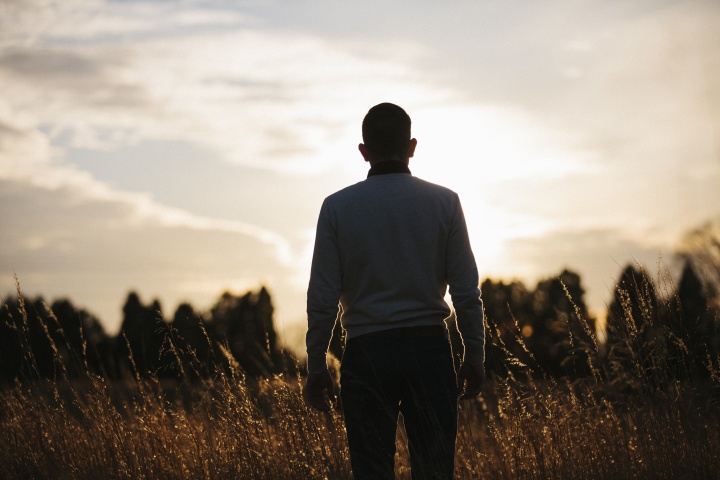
[304,103,485,480]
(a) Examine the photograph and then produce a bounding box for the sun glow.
[409,104,592,278]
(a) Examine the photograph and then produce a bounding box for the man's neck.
[367,160,411,177]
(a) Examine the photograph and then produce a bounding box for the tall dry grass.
[1,274,719,479]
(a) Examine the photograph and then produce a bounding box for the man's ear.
[408,138,417,158]
[359,143,372,163]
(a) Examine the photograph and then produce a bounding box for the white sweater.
[306,170,485,374]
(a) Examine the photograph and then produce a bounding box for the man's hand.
[303,370,336,412]
[457,362,485,400]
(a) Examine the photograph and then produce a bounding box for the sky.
[1,0,719,353]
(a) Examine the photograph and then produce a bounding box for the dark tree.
[172,302,215,378]
[475,270,596,380]
[665,262,719,378]
[0,294,111,383]
[209,287,284,376]
[0,296,72,380]
[48,298,110,377]
[118,292,167,376]
[0,297,27,383]
[604,264,669,392]
[678,219,720,301]
[477,278,534,379]
[529,269,596,377]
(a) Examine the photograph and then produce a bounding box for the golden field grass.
[1,281,720,479]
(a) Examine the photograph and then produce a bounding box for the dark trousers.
[340,331,458,480]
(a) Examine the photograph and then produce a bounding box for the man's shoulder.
[326,175,457,201]
[409,176,458,196]
[324,180,367,204]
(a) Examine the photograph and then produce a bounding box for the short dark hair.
[362,103,411,160]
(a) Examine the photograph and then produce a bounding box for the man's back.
[309,172,477,341]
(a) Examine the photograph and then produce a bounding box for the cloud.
[1,24,446,178]
[0,174,305,334]
[6,0,663,184]
[0,116,307,332]
[0,0,253,47]
[0,117,298,264]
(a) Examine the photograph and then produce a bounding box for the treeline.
[0,287,295,384]
[472,262,719,387]
[1,261,718,385]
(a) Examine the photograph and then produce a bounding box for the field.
[1,281,720,479]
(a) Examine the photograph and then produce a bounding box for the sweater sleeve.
[446,195,485,366]
[306,199,343,374]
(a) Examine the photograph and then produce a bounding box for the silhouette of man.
[304,103,485,480]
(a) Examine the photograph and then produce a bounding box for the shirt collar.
[367,161,411,178]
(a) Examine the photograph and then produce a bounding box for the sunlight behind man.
[409,104,592,279]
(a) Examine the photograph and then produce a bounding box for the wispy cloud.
[0,167,305,333]
[0,0,253,46]
[0,0,444,175]
[0,119,297,265]
[0,112,306,331]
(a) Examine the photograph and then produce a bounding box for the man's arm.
[445,195,485,396]
[305,200,342,410]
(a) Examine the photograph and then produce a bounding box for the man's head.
[359,103,417,164]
